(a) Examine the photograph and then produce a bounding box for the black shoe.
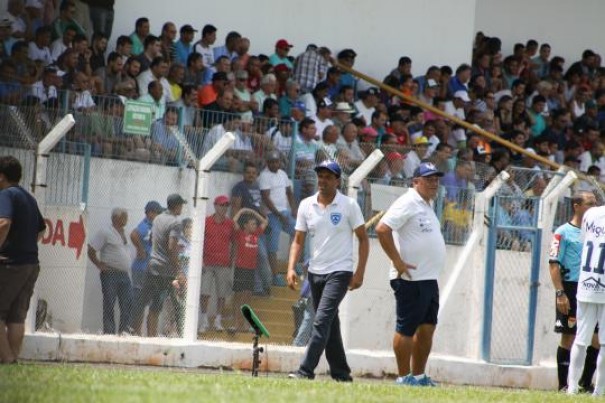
[333,376,353,383]
[288,371,314,380]
[580,383,595,394]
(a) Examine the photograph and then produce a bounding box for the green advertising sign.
[123,101,153,136]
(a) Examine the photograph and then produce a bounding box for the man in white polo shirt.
[286,160,369,382]
[376,162,446,387]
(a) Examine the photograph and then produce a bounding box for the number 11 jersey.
[579,206,605,303]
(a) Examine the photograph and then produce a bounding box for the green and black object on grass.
[241,304,270,377]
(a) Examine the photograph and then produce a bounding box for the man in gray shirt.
[132,193,186,337]
[88,208,132,335]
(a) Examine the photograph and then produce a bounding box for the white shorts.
[575,301,605,346]
[200,265,233,298]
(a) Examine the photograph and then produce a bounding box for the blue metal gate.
[481,195,542,365]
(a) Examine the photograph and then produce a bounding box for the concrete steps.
[197,277,302,346]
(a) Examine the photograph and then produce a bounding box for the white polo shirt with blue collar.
[295,191,365,275]
[380,187,446,281]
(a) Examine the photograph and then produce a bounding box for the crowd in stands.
[4,2,605,241]
[13,0,604,341]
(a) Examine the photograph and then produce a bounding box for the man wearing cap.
[129,201,164,315]
[376,162,446,387]
[88,208,133,335]
[417,79,439,106]
[270,39,294,70]
[260,151,297,287]
[337,49,357,93]
[332,102,355,130]
[286,160,369,381]
[132,193,186,337]
[174,24,196,66]
[403,136,431,178]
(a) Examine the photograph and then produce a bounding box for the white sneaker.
[214,315,224,332]
[198,313,209,333]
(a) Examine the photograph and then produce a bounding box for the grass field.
[0,363,593,403]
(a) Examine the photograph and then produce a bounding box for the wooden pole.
[330,58,605,190]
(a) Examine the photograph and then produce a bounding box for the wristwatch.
[555,289,566,298]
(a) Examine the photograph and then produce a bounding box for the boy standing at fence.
[549,191,599,392]
[231,207,267,332]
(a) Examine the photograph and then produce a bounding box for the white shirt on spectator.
[89,225,131,272]
[379,187,446,281]
[137,69,173,103]
[299,92,316,117]
[30,80,57,103]
[259,167,292,212]
[578,150,605,182]
[295,191,365,275]
[265,127,292,155]
[73,90,95,110]
[444,101,465,121]
[232,130,253,151]
[354,100,374,126]
[403,150,422,178]
[28,42,53,66]
[50,38,69,62]
[193,43,214,68]
[312,116,334,138]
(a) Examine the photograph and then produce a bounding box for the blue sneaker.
[395,374,419,386]
[417,374,437,387]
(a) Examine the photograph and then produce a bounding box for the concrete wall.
[111,0,476,82]
[30,155,561,365]
[475,0,605,65]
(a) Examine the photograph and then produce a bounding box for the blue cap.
[145,200,164,213]
[413,162,444,178]
[314,160,341,178]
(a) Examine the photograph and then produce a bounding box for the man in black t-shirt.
[0,156,46,364]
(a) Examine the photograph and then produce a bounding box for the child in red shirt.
[231,207,268,332]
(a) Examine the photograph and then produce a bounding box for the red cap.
[386,151,405,161]
[360,127,378,137]
[275,39,293,49]
[214,195,229,205]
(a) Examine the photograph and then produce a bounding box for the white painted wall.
[475,0,605,66]
[29,155,561,366]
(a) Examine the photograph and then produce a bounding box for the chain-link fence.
[4,88,600,356]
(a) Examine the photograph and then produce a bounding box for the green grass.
[0,363,591,403]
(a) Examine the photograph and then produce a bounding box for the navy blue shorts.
[390,279,439,337]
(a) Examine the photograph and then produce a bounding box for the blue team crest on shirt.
[330,212,342,225]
